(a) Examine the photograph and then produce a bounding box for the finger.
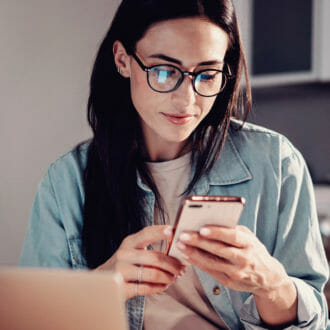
[123,250,185,276]
[174,243,258,293]
[176,242,236,275]
[199,225,251,248]
[118,263,178,284]
[179,232,244,264]
[121,225,173,249]
[125,282,168,299]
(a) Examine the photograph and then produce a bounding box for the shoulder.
[47,140,90,183]
[229,119,304,165]
[40,140,91,205]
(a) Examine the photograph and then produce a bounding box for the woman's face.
[115,17,228,161]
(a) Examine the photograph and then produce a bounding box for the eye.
[198,72,217,82]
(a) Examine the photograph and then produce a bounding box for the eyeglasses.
[132,53,232,97]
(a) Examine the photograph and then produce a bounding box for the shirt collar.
[137,129,253,193]
[207,133,252,186]
[191,132,252,195]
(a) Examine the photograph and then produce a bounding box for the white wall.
[317,0,330,81]
[0,0,121,265]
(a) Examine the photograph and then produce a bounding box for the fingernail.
[176,242,186,250]
[180,269,186,276]
[165,284,171,290]
[180,233,191,241]
[163,227,173,236]
[200,228,211,236]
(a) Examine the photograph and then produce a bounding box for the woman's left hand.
[176,225,298,325]
[176,225,287,296]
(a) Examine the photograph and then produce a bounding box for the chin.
[166,132,192,144]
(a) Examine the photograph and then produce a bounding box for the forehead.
[136,17,229,65]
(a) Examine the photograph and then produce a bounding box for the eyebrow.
[148,53,224,66]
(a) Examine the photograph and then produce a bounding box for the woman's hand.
[176,225,297,326]
[97,225,185,300]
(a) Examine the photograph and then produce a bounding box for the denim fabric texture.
[20,120,329,329]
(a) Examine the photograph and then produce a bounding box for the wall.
[0,0,121,265]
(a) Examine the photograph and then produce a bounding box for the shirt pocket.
[68,237,88,269]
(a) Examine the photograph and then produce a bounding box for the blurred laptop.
[0,267,128,330]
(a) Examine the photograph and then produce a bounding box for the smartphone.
[166,195,245,263]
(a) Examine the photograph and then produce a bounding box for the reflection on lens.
[157,70,168,83]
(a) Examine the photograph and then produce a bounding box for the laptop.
[0,267,128,330]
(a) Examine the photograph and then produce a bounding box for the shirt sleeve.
[19,167,72,268]
[240,140,329,329]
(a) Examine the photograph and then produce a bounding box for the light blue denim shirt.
[20,120,329,329]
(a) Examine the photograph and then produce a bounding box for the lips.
[162,113,194,125]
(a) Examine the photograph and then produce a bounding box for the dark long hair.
[82,0,251,268]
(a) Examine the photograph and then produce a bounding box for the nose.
[171,74,196,108]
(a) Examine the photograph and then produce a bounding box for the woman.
[20,0,329,329]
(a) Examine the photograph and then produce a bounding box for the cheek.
[129,70,151,110]
[130,69,148,98]
[129,69,168,114]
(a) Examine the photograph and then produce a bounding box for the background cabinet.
[233,0,330,86]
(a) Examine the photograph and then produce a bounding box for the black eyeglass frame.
[131,53,233,97]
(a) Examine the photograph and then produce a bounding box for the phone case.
[166,195,245,263]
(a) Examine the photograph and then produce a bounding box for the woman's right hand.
[97,225,186,300]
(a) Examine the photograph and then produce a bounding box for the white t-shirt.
[144,152,227,330]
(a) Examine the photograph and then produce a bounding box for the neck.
[143,138,191,162]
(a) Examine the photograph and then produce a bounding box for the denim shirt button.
[213,286,221,295]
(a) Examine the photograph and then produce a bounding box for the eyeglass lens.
[147,65,226,96]
[149,66,181,91]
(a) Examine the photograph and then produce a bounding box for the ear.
[113,40,131,78]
